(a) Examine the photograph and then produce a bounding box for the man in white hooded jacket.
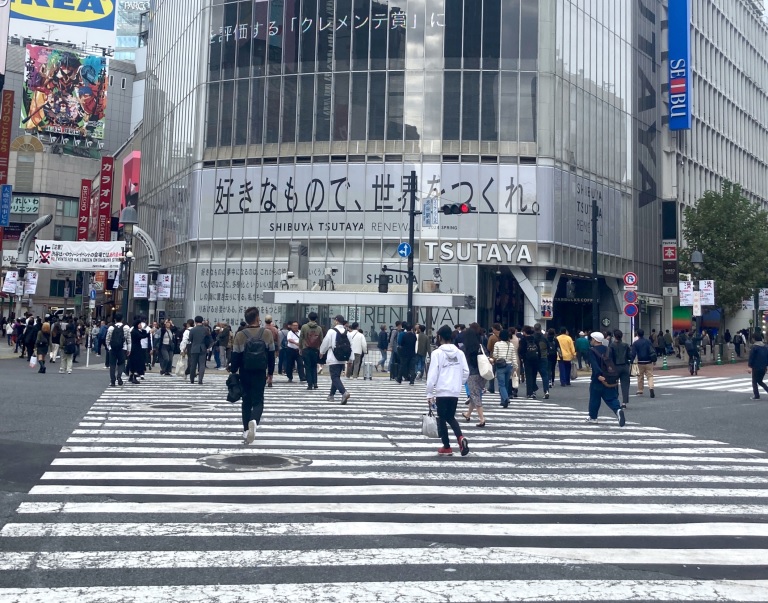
[425,325,470,456]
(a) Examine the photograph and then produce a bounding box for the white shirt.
[287,330,300,350]
[350,331,368,355]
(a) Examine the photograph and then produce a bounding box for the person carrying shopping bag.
[425,325,470,456]
[491,329,518,407]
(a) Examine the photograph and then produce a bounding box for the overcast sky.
[9,17,115,52]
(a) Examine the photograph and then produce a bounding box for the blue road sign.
[624,303,639,318]
[90,289,97,300]
[397,242,412,258]
[0,185,12,227]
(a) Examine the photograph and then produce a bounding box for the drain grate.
[149,404,194,410]
[198,454,312,472]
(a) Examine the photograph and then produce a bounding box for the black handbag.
[226,373,243,403]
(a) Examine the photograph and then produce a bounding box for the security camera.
[433,267,442,282]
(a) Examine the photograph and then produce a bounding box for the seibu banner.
[31,240,124,271]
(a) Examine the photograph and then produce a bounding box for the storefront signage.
[11,0,116,32]
[422,241,534,265]
[10,196,39,214]
[668,0,692,130]
[78,179,91,241]
[0,184,10,226]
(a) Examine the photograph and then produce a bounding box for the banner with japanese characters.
[698,280,715,306]
[1,269,16,294]
[78,179,91,241]
[133,273,148,299]
[679,281,694,306]
[24,270,38,295]
[30,240,124,271]
[157,273,172,299]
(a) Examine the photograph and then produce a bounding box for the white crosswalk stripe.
[2,373,768,602]
[572,372,760,393]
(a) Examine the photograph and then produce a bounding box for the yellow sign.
[11,0,116,31]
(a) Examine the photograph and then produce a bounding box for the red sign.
[0,91,14,259]
[98,156,114,242]
[623,272,638,286]
[663,245,677,261]
[77,179,92,241]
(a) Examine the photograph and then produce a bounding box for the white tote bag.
[421,411,440,439]
[477,348,494,381]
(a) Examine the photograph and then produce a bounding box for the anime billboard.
[121,151,140,211]
[21,45,108,140]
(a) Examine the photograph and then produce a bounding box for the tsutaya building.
[140,0,668,333]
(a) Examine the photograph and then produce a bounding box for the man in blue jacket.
[586,332,625,427]
[748,332,768,400]
[630,329,657,398]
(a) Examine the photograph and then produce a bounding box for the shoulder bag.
[477,346,495,381]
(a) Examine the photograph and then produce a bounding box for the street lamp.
[119,206,139,318]
[691,250,704,271]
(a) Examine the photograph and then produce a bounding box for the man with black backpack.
[586,332,626,426]
[609,329,631,409]
[319,315,352,404]
[299,312,324,391]
[230,306,275,445]
[631,329,657,398]
[105,312,131,386]
[518,325,547,399]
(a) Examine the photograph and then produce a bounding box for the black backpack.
[524,336,540,361]
[63,330,77,354]
[611,341,629,366]
[546,337,559,358]
[243,328,268,371]
[110,325,125,351]
[333,328,352,361]
[593,346,619,383]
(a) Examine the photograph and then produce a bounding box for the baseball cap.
[578,331,585,337]
[590,332,605,343]
[334,315,346,324]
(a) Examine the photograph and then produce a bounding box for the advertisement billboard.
[668,0,692,131]
[121,150,140,211]
[21,45,108,140]
[11,0,116,32]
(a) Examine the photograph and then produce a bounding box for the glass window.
[220,80,234,147]
[519,72,537,142]
[463,0,482,69]
[54,225,77,241]
[387,71,404,140]
[252,0,269,76]
[334,0,352,70]
[369,1,388,71]
[282,75,298,144]
[298,74,315,142]
[56,198,78,217]
[404,71,424,141]
[501,0,520,70]
[49,279,66,298]
[443,71,461,139]
[283,2,299,74]
[209,3,223,81]
[315,73,332,141]
[220,2,237,80]
[423,72,442,140]
[388,5,406,70]
[234,79,249,146]
[300,0,318,73]
[482,0,501,69]
[352,0,370,70]
[250,77,264,145]
[236,0,252,79]
[499,71,518,141]
[462,71,480,140]
[520,0,538,71]
[369,71,386,140]
[267,0,284,75]
[317,0,334,72]
[481,71,499,141]
[350,72,368,139]
[444,0,463,69]
[265,76,281,143]
[333,73,350,141]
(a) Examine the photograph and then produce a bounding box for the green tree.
[680,181,768,324]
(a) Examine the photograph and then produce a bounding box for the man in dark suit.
[188,315,212,385]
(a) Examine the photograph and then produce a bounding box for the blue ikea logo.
[11,0,116,32]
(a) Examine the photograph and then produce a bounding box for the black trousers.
[303,348,319,387]
[398,355,415,383]
[615,363,630,406]
[109,349,126,384]
[524,360,538,397]
[189,352,207,383]
[436,397,463,448]
[241,374,267,430]
[285,348,306,381]
[753,368,768,398]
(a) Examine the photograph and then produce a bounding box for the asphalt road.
[0,353,107,529]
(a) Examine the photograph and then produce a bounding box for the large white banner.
[157,274,172,299]
[24,271,38,295]
[679,281,694,306]
[760,289,768,311]
[1,270,16,294]
[133,273,148,299]
[31,240,124,271]
[699,280,715,306]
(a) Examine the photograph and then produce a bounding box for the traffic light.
[441,203,474,215]
[378,274,391,294]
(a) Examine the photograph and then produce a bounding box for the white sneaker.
[67,370,72,374]
[246,420,256,444]
[59,369,64,374]
[327,395,335,402]
[242,430,249,444]
[584,417,598,424]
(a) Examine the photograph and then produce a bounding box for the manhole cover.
[198,454,312,472]
[149,404,193,410]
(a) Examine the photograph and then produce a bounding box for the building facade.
[141,0,666,333]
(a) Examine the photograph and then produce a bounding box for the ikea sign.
[11,0,116,32]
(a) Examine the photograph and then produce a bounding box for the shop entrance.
[477,266,526,328]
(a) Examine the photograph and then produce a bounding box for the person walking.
[585,332,626,426]
[35,322,51,374]
[187,315,212,385]
[157,320,176,376]
[106,314,130,386]
[23,317,38,361]
[263,315,279,387]
[388,321,402,376]
[426,325,470,456]
[519,325,547,399]
[4,320,12,346]
[631,329,657,398]
[532,324,551,398]
[545,328,560,387]
[574,331,589,370]
[48,319,62,364]
[348,322,367,378]
[376,324,389,372]
[556,327,576,386]
[128,319,148,384]
[230,306,275,445]
[396,323,417,385]
[299,312,323,390]
[284,321,301,382]
[734,330,744,358]
[59,321,77,374]
[319,315,352,404]
[461,323,487,427]
[491,329,517,407]
[748,332,768,399]
[610,329,632,409]
[415,325,429,380]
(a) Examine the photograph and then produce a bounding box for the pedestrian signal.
[441,203,473,215]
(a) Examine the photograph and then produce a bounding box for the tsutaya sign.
[422,241,534,265]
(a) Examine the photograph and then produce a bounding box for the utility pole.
[407,170,417,326]
[591,196,599,331]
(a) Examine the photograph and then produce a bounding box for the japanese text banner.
[31,240,124,271]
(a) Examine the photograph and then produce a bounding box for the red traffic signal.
[441,203,473,215]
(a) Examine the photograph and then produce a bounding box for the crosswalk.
[572,372,759,394]
[2,373,768,601]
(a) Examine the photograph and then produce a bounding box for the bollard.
[662,355,669,371]
[717,350,722,365]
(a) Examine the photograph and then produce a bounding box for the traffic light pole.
[591,196,599,331]
[407,170,417,327]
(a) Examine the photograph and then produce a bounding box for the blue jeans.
[415,354,425,375]
[213,346,221,369]
[558,360,572,385]
[496,365,512,403]
[588,380,621,419]
[377,349,388,369]
[329,364,346,396]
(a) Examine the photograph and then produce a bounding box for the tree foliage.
[680,181,768,317]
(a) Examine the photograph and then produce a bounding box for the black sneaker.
[617,408,626,427]
[544,392,550,400]
[650,389,655,398]
[458,436,470,456]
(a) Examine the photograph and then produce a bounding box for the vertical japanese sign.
[699,280,715,306]
[157,274,172,299]
[0,0,10,94]
[668,0,692,130]
[679,281,694,306]
[0,184,10,227]
[133,273,148,298]
[77,179,91,241]
[96,157,114,291]
[0,90,13,256]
